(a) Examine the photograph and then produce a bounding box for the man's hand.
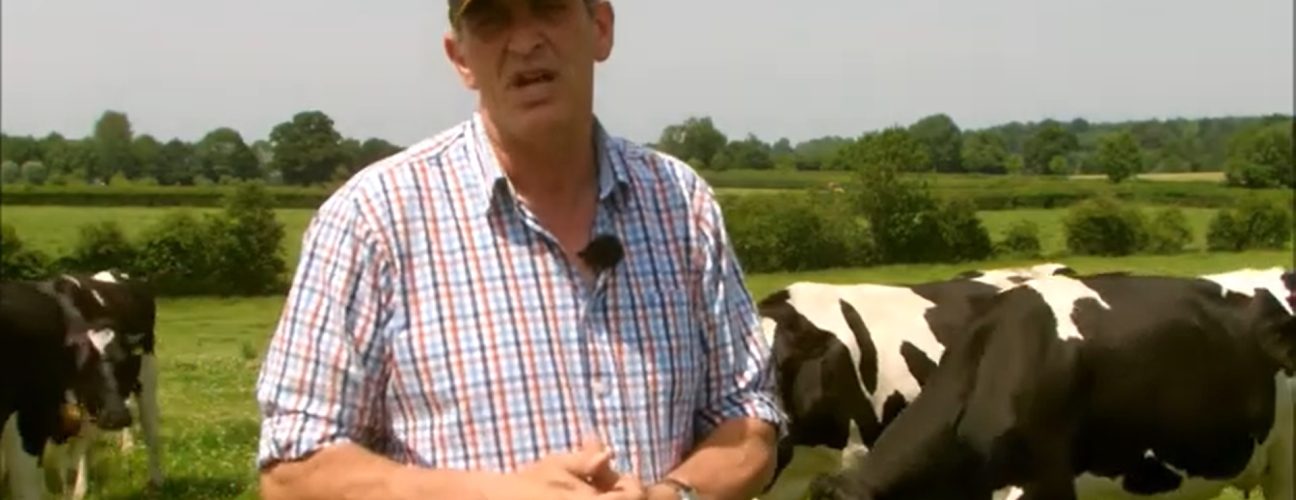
[597,474,650,500]
[480,434,620,500]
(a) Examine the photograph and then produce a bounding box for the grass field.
[1069,171,1227,182]
[29,248,1287,500]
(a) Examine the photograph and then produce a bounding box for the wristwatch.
[659,477,699,500]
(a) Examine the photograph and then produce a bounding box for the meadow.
[54,249,1292,500]
[1,175,1289,499]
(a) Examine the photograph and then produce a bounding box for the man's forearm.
[659,417,779,500]
[260,442,484,500]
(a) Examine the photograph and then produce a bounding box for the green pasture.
[26,248,1287,499]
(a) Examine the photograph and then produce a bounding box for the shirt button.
[592,379,607,396]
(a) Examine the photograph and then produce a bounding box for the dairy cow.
[806,268,1296,500]
[756,263,1075,500]
[1,277,135,500]
[47,270,162,498]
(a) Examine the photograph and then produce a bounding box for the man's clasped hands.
[478,434,680,500]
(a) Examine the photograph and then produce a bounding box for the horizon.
[2,0,1292,146]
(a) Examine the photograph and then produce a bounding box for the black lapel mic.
[578,234,624,275]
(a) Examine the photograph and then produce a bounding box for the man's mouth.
[511,69,557,88]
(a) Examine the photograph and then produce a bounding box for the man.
[253,1,785,499]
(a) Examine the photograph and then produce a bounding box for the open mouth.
[512,69,557,88]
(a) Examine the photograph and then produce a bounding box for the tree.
[131,135,163,182]
[713,134,773,170]
[197,128,261,182]
[357,138,403,169]
[21,161,48,185]
[1,161,19,184]
[1095,130,1144,183]
[908,114,963,172]
[654,117,728,168]
[0,134,40,164]
[269,111,347,186]
[157,139,199,186]
[1047,155,1071,176]
[837,127,929,172]
[92,110,136,182]
[1023,120,1079,174]
[961,131,1009,174]
[1223,121,1293,188]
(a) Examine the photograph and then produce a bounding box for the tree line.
[649,113,1293,187]
[1,110,1291,189]
[0,110,403,188]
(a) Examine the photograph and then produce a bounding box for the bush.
[853,164,947,264]
[1206,199,1293,251]
[213,182,289,295]
[936,197,994,262]
[58,220,138,274]
[21,161,48,185]
[133,210,229,295]
[722,191,871,273]
[1062,196,1149,256]
[1,161,19,184]
[1144,207,1193,254]
[0,223,52,280]
[997,220,1043,258]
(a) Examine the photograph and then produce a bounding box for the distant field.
[1069,171,1226,182]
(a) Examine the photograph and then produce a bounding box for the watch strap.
[659,477,699,500]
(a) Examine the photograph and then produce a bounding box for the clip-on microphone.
[578,234,624,275]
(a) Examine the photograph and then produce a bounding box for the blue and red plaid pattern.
[254,112,785,483]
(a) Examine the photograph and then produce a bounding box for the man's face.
[444,0,614,137]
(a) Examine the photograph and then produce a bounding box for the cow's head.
[1204,267,1296,374]
[50,276,134,431]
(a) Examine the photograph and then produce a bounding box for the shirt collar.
[466,111,631,217]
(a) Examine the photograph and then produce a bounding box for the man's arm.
[260,443,486,500]
[253,190,473,500]
[661,178,787,499]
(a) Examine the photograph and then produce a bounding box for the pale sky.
[2,0,1291,147]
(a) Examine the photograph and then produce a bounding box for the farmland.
[36,249,1293,499]
[0,168,1290,500]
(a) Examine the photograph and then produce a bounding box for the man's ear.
[443,30,478,90]
[591,1,614,62]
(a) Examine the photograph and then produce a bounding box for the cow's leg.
[5,415,50,500]
[1017,436,1077,500]
[64,423,99,500]
[1264,375,1294,500]
[140,352,163,487]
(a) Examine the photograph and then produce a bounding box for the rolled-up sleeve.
[689,182,787,441]
[255,189,393,471]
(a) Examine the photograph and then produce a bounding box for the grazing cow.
[805,268,1295,500]
[1,278,135,500]
[33,270,163,499]
[756,263,1075,500]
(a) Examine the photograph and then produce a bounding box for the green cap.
[448,0,473,26]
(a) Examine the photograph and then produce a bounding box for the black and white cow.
[756,263,1076,500]
[1,277,135,500]
[48,270,163,498]
[806,268,1295,500]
